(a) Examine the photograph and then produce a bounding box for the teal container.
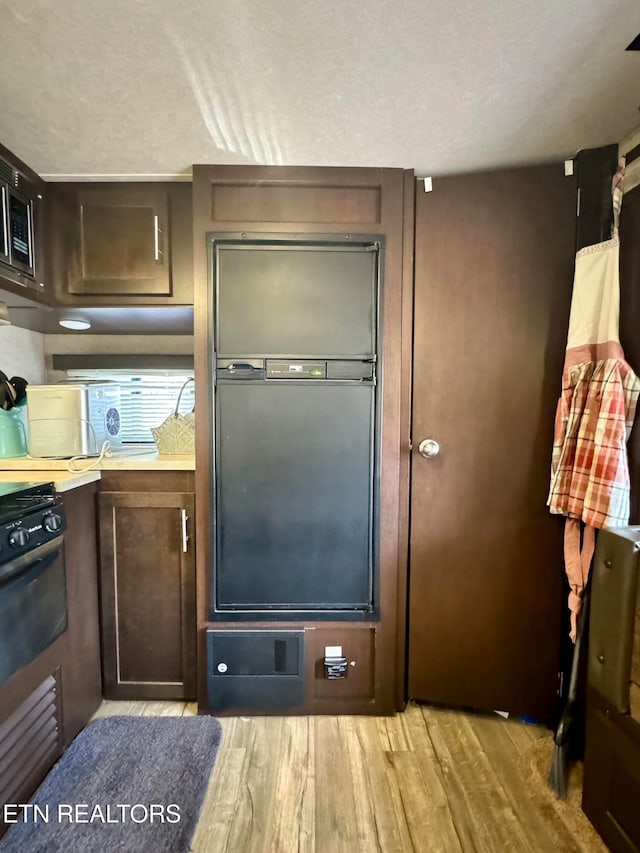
[0,407,28,458]
[13,399,29,449]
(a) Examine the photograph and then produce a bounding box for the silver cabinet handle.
[418,439,440,459]
[181,509,189,553]
[0,187,8,258]
[26,201,34,270]
[154,215,162,261]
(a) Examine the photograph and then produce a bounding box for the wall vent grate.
[0,159,14,185]
[0,673,63,814]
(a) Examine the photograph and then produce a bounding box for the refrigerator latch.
[216,358,265,379]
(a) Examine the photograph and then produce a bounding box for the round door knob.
[418,439,440,459]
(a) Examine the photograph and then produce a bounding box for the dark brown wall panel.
[309,627,375,702]
[211,183,382,224]
[60,483,102,745]
[576,143,619,251]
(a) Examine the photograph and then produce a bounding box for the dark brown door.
[408,165,576,720]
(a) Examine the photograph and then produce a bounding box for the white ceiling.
[0,0,639,179]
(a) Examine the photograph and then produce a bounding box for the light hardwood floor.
[92,700,602,853]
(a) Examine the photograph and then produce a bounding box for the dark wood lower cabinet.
[98,474,196,700]
[583,690,640,853]
[60,483,102,744]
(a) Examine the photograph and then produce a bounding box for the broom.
[547,589,589,798]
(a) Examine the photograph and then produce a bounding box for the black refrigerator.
[209,234,383,621]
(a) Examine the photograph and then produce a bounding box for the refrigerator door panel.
[215,244,377,356]
[214,382,375,613]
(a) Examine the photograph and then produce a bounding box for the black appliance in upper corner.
[209,233,383,621]
[0,482,67,689]
[0,155,39,285]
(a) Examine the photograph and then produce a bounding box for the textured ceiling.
[0,0,639,179]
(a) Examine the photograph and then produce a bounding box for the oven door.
[0,536,67,689]
[6,186,34,277]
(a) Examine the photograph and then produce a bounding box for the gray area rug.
[0,714,222,853]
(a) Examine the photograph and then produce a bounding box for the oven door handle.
[1,185,8,259]
[0,535,64,588]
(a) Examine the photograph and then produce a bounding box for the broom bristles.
[548,742,570,799]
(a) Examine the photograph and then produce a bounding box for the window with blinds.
[66,370,195,444]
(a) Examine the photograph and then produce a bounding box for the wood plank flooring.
[92,700,603,852]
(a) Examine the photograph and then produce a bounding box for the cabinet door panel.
[73,189,170,296]
[82,204,156,281]
[99,491,196,699]
[47,182,194,305]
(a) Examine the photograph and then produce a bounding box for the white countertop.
[0,448,195,472]
[0,470,101,492]
[0,447,195,493]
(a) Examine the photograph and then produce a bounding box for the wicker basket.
[150,378,195,454]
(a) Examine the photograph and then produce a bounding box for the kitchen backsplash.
[0,326,46,383]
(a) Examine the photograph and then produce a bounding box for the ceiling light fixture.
[58,318,92,331]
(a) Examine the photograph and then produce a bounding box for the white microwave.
[26,382,122,458]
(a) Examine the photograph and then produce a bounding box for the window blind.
[66,370,195,444]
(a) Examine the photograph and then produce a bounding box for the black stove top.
[0,482,65,566]
[0,482,57,524]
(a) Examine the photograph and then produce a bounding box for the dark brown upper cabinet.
[47,182,193,305]
[74,187,170,295]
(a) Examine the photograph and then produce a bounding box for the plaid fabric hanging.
[548,158,640,640]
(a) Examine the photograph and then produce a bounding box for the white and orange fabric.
[548,158,640,640]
